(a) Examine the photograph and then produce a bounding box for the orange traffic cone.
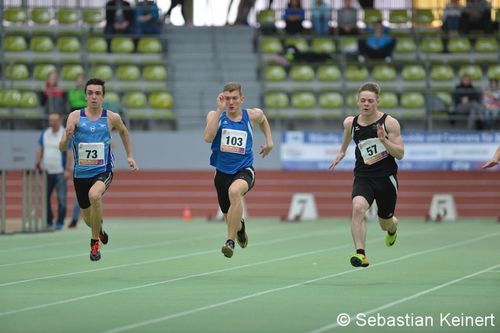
[182,206,192,221]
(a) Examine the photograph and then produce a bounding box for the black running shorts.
[73,172,113,209]
[352,174,398,219]
[214,168,255,214]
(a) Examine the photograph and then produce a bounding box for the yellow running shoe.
[386,230,397,247]
[350,253,369,267]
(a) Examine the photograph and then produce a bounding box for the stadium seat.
[338,37,358,53]
[316,65,341,82]
[33,64,57,81]
[284,37,308,52]
[346,92,358,108]
[137,37,162,54]
[83,8,104,25]
[116,65,141,81]
[430,64,454,82]
[291,92,316,109]
[61,65,84,81]
[4,8,27,24]
[475,37,498,53]
[6,64,29,80]
[311,38,335,54]
[389,9,410,24]
[447,37,471,53]
[412,9,434,25]
[87,37,107,53]
[149,92,174,109]
[395,37,416,54]
[57,37,81,53]
[260,37,282,54]
[264,65,287,82]
[290,65,314,81]
[401,92,425,109]
[363,9,382,25]
[318,92,343,109]
[371,65,397,81]
[31,8,52,24]
[4,36,28,52]
[19,91,39,108]
[90,65,113,81]
[264,91,289,109]
[421,37,443,53]
[487,65,500,79]
[379,92,398,109]
[345,66,368,81]
[123,92,147,108]
[2,90,22,107]
[56,8,79,24]
[30,36,54,52]
[111,37,135,53]
[458,65,482,81]
[401,65,426,81]
[143,65,167,81]
[256,10,276,28]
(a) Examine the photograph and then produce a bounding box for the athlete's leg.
[88,181,106,240]
[379,216,398,233]
[226,179,248,242]
[351,195,370,250]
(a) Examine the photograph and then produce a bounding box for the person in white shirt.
[35,112,72,230]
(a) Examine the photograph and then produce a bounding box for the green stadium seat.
[4,36,28,52]
[487,65,500,79]
[264,65,287,82]
[401,65,426,81]
[389,9,410,24]
[430,65,454,81]
[83,8,104,25]
[90,65,113,81]
[31,8,52,24]
[116,65,141,81]
[412,9,434,25]
[143,65,167,81]
[6,64,29,80]
[104,91,120,104]
[19,91,39,108]
[290,65,314,81]
[316,65,341,82]
[318,92,343,108]
[284,37,308,52]
[33,64,57,81]
[149,92,174,109]
[371,65,397,81]
[30,36,54,52]
[421,37,443,53]
[87,37,107,53]
[345,66,369,81]
[57,37,81,53]
[458,65,483,81]
[264,91,289,109]
[339,37,358,53]
[363,9,382,25]
[448,37,471,53]
[395,37,416,54]
[111,37,135,53]
[257,9,276,27]
[311,38,335,54]
[2,90,22,107]
[56,8,79,24]
[475,37,498,53]
[291,92,316,109]
[401,92,425,108]
[260,37,282,54]
[123,92,147,108]
[379,92,398,108]
[137,37,162,54]
[61,65,84,81]
[4,8,27,24]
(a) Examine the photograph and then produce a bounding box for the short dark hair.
[85,78,106,96]
[358,82,381,97]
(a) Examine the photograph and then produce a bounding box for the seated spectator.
[337,0,359,35]
[460,0,492,34]
[482,78,500,129]
[451,74,484,129]
[67,74,87,111]
[105,0,134,36]
[357,20,396,63]
[283,0,305,35]
[266,44,334,67]
[41,70,65,114]
[310,0,330,35]
[442,0,464,35]
[135,0,161,35]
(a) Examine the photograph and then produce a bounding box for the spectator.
[358,20,396,63]
[310,0,330,35]
[358,0,374,9]
[460,0,492,34]
[283,0,305,35]
[105,0,134,35]
[267,44,334,67]
[481,78,500,129]
[41,70,65,114]
[164,0,186,24]
[67,74,87,112]
[442,0,464,35]
[451,74,484,129]
[337,0,359,35]
[35,112,71,230]
[235,0,257,25]
[135,0,161,35]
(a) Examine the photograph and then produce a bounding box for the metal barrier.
[21,170,47,233]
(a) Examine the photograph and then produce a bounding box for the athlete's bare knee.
[228,187,243,202]
[352,201,367,216]
[379,218,394,231]
[88,190,102,204]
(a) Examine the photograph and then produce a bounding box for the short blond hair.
[223,82,243,96]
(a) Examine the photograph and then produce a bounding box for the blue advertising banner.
[280,131,500,171]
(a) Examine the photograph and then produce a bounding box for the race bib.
[358,138,388,165]
[220,129,247,154]
[78,142,105,166]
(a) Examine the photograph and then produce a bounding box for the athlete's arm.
[482,146,500,169]
[59,111,78,152]
[377,115,404,160]
[249,108,273,158]
[109,111,139,171]
[204,93,225,143]
[330,116,353,170]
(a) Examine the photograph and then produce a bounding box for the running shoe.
[350,253,369,267]
[386,230,397,247]
[90,240,101,261]
[99,228,109,245]
[236,219,248,248]
[221,240,234,258]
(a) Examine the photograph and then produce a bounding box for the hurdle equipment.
[21,169,47,232]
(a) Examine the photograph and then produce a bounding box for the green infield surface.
[1,218,499,333]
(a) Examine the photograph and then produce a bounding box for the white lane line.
[307,263,500,333]
[0,229,344,287]
[97,232,498,333]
